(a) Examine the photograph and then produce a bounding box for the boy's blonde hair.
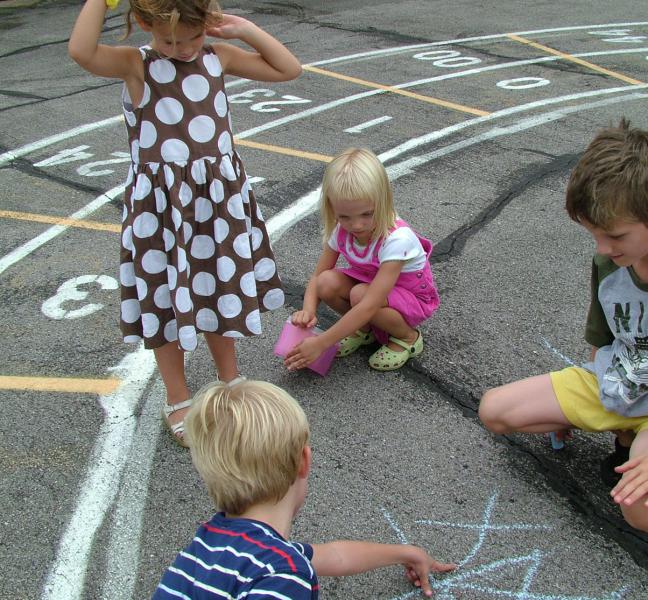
[125,0,222,40]
[320,147,397,244]
[185,379,310,515]
[565,118,648,228]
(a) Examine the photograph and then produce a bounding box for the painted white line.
[0,184,125,276]
[344,115,393,133]
[41,344,157,600]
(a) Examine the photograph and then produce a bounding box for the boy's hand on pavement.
[611,454,648,507]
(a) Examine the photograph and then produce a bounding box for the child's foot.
[368,330,423,371]
[162,398,193,448]
[600,437,631,487]
[336,329,376,357]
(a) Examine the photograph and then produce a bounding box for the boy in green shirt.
[479,119,648,533]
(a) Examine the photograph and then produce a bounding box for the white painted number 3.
[42,274,118,320]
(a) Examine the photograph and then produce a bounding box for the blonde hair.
[565,118,648,228]
[125,0,222,40]
[320,147,397,244]
[185,379,310,515]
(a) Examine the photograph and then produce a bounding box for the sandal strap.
[388,336,412,352]
[162,398,193,418]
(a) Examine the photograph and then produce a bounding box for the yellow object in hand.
[105,0,121,9]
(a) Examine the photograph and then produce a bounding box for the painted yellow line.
[0,375,121,394]
[507,34,643,85]
[0,209,121,233]
[303,64,490,117]
[236,138,334,163]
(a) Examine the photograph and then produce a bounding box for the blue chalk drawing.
[383,492,629,600]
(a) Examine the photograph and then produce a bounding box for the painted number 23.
[228,88,311,113]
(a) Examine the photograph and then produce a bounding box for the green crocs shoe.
[368,330,423,371]
[336,329,376,357]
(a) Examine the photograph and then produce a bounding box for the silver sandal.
[161,398,193,448]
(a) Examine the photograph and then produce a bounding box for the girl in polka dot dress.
[69,0,301,446]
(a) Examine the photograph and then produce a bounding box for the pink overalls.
[335,219,440,345]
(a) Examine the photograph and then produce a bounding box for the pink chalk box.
[274,319,339,376]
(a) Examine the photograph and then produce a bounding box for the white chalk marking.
[539,336,576,366]
[381,508,410,544]
[0,184,125,276]
[344,115,393,133]
[41,344,157,600]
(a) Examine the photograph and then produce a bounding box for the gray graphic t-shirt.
[585,255,648,417]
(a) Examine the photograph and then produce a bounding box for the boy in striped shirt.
[153,379,454,599]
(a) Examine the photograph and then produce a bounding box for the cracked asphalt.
[1,0,648,598]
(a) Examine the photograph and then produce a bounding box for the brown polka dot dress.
[119,45,284,351]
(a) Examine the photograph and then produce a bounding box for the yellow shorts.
[550,366,648,434]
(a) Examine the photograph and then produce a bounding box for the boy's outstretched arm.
[311,541,455,597]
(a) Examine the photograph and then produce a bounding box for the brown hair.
[124,0,222,40]
[185,379,309,515]
[565,118,648,228]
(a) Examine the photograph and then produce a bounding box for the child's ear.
[297,445,311,479]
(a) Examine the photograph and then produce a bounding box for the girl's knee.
[316,270,343,298]
[479,388,511,434]
[349,283,369,307]
[621,503,648,533]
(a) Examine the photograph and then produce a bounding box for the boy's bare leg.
[479,374,573,435]
[613,428,648,532]
[204,333,239,382]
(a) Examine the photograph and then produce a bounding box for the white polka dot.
[122,203,128,224]
[139,120,157,148]
[150,59,176,83]
[214,90,227,117]
[125,166,134,188]
[263,288,285,310]
[141,82,151,107]
[133,212,158,238]
[177,247,187,272]
[219,157,236,181]
[233,232,252,259]
[164,165,175,188]
[154,284,172,309]
[256,204,265,222]
[121,298,140,323]
[120,262,136,287]
[254,257,276,281]
[245,216,252,233]
[124,334,141,343]
[135,276,148,300]
[182,74,210,102]
[132,173,152,201]
[246,309,261,334]
[154,188,167,213]
[250,227,263,251]
[192,271,216,296]
[191,161,207,185]
[209,179,224,203]
[179,181,192,207]
[161,139,190,162]
[163,228,175,251]
[188,115,215,143]
[131,139,140,163]
[183,222,193,244]
[241,179,250,203]
[178,325,197,350]
[203,53,222,77]
[122,226,134,252]
[240,271,256,297]
[191,235,215,259]
[214,218,229,243]
[217,256,236,282]
[196,308,218,331]
[223,330,245,338]
[164,319,178,341]
[167,265,178,290]
[142,249,167,274]
[171,206,182,231]
[218,294,242,318]
[218,131,232,155]
[124,110,136,127]
[142,312,159,337]
[155,97,184,125]
[194,196,213,222]
[227,193,245,219]
[175,286,192,312]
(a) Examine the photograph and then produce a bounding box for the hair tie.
[106,0,121,9]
